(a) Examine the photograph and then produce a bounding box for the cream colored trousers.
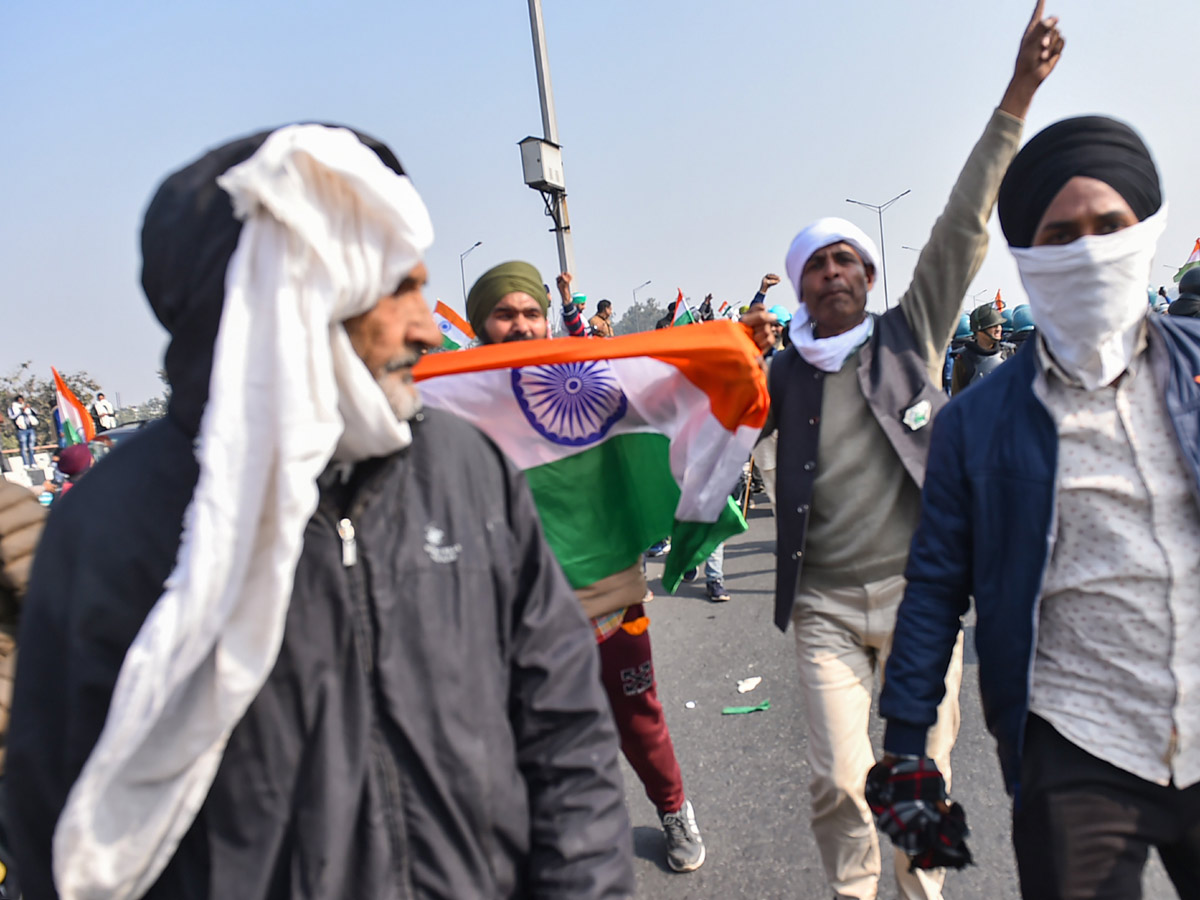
[792,574,964,900]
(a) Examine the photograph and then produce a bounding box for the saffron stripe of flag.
[414,320,769,591]
[52,367,95,444]
[433,300,475,350]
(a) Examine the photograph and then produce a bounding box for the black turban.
[998,116,1161,248]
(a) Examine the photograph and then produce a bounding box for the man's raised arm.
[900,1,1064,372]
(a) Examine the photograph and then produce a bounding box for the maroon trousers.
[596,604,685,814]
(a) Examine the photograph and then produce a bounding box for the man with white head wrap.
[8,125,633,900]
[880,111,1200,898]
[743,5,1063,898]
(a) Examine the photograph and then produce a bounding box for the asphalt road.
[624,503,1173,899]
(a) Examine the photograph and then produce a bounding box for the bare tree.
[614,298,666,336]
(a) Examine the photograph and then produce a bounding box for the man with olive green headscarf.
[467,260,553,343]
[460,260,708,874]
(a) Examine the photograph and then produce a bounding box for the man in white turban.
[744,4,1063,898]
[9,125,633,900]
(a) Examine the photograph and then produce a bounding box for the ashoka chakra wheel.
[512,360,628,447]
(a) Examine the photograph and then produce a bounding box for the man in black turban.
[879,106,1200,899]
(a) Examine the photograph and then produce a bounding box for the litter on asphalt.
[736,676,763,694]
[722,700,770,715]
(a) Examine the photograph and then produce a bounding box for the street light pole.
[460,241,482,305]
[526,0,576,277]
[846,189,910,309]
[632,279,651,305]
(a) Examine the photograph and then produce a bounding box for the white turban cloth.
[52,124,434,900]
[783,217,880,372]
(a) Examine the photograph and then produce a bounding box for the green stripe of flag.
[1175,259,1200,284]
[63,417,83,446]
[672,309,696,326]
[524,431,746,592]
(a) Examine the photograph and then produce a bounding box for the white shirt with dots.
[1030,328,1200,788]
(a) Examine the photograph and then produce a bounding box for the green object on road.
[721,700,770,715]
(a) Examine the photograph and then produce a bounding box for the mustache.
[817,280,852,297]
[383,349,425,373]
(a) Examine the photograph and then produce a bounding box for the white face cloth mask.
[1009,205,1167,390]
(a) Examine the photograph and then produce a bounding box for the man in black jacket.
[9,125,632,900]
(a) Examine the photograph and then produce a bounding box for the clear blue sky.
[2,1,1194,404]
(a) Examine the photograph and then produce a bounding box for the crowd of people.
[1,3,1198,900]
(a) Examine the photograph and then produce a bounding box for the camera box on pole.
[518,137,566,193]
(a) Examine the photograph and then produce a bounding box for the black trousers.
[1013,714,1200,900]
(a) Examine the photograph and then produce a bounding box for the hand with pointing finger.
[1000,0,1064,120]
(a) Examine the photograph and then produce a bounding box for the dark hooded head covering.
[998,116,1162,248]
[465,261,547,341]
[1171,268,1200,317]
[1169,297,1200,318]
[141,125,406,435]
[1180,267,1200,297]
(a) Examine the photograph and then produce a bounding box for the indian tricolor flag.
[433,300,475,350]
[671,289,696,327]
[1175,239,1200,283]
[52,367,95,445]
[414,320,769,591]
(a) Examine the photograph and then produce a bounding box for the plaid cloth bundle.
[864,757,972,871]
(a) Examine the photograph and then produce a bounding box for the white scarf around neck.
[52,124,434,900]
[787,303,875,372]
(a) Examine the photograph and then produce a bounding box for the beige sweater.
[798,108,1023,591]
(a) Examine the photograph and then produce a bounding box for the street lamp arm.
[844,189,911,310]
[879,189,911,213]
[459,241,483,306]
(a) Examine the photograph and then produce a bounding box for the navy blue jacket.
[880,313,1200,795]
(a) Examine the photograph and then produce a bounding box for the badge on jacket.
[902,399,932,432]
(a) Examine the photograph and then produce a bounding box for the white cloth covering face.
[52,124,434,900]
[1010,206,1167,390]
[784,217,880,373]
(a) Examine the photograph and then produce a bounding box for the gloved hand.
[865,756,972,871]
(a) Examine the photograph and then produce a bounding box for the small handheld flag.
[433,300,475,350]
[52,367,95,445]
[1175,239,1200,283]
[671,289,696,327]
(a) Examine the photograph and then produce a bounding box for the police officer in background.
[950,303,1014,394]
